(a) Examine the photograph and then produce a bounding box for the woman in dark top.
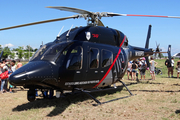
[131,60,138,80]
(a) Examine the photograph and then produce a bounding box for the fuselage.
[9,26,153,91]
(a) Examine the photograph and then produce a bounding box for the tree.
[0,45,3,57]
[34,48,38,52]
[24,52,33,60]
[16,46,24,59]
[159,53,164,58]
[9,52,15,59]
[0,45,2,52]
[2,46,11,58]
[25,45,33,52]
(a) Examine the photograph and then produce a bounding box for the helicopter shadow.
[12,85,127,117]
[130,89,180,93]
[126,80,164,85]
[172,83,180,86]
[175,109,180,114]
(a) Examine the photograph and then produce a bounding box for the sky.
[0,0,180,56]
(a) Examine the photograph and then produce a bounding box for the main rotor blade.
[0,15,78,31]
[47,6,95,15]
[107,13,180,19]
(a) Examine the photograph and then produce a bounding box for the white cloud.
[4,43,14,48]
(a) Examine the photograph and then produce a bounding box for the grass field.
[0,59,180,120]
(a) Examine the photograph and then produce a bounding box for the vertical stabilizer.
[145,25,152,67]
[145,25,152,49]
[168,45,171,64]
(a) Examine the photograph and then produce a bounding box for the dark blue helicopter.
[0,6,174,104]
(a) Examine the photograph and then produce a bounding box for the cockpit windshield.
[30,42,54,61]
[30,42,69,62]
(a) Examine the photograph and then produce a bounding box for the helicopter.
[0,6,176,104]
[155,41,162,59]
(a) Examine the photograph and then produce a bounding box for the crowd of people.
[0,59,22,94]
[127,57,158,81]
[127,57,180,81]
[165,57,180,79]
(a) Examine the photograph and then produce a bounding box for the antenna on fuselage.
[66,25,73,40]
[57,26,64,40]
[40,41,43,47]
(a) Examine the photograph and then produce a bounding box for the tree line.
[0,45,38,60]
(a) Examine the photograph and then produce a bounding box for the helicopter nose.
[9,61,57,86]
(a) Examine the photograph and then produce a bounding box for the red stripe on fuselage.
[93,36,126,88]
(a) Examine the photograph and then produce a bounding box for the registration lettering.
[135,51,144,56]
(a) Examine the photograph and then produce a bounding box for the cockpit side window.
[101,50,113,68]
[89,48,99,69]
[66,46,83,70]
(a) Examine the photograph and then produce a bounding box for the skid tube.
[75,80,134,106]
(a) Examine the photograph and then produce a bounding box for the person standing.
[171,57,174,78]
[176,58,180,79]
[8,60,17,93]
[127,61,132,80]
[0,61,2,88]
[139,57,147,80]
[11,60,16,72]
[0,65,8,93]
[149,57,158,80]
[131,60,138,80]
[165,58,173,78]
[16,60,22,69]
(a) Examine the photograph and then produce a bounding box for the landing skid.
[73,80,134,106]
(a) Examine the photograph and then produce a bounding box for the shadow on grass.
[172,83,180,86]
[175,110,180,114]
[131,89,180,93]
[126,80,164,85]
[12,86,127,117]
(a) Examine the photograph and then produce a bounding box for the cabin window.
[67,46,83,70]
[101,50,113,68]
[89,48,99,69]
